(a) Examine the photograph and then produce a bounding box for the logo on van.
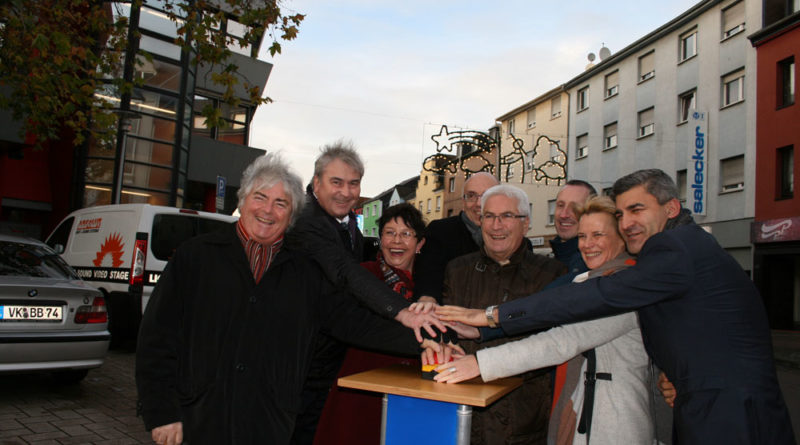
[76,217,102,233]
[93,233,125,267]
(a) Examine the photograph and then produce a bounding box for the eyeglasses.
[382,230,416,240]
[480,213,527,224]
[463,192,483,202]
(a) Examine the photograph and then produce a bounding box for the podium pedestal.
[338,364,522,445]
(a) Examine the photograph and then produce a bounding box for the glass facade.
[82,1,260,209]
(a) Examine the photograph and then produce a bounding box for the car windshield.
[0,241,79,279]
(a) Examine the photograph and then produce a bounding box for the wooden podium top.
[337,364,522,407]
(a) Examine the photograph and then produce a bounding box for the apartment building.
[564,0,758,270]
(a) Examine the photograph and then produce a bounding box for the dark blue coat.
[499,223,794,444]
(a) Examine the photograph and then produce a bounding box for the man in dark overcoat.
[283,142,444,444]
[438,169,795,444]
[136,153,431,445]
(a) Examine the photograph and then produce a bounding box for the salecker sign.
[688,110,708,216]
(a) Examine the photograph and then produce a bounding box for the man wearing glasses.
[440,184,565,445]
[413,172,499,304]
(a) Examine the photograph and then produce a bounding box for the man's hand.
[657,371,676,408]
[436,305,489,327]
[152,422,183,445]
[408,296,438,314]
[395,307,447,343]
[434,354,480,384]
[445,321,480,340]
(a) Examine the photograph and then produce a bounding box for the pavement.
[0,350,150,445]
[1,331,800,444]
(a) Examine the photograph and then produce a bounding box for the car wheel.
[53,369,89,384]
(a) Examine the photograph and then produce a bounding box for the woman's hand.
[433,354,481,384]
[409,296,438,314]
[446,321,480,340]
[436,305,489,327]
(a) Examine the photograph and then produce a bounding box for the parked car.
[46,204,237,346]
[0,233,109,383]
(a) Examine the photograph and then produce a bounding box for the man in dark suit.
[413,172,499,304]
[438,169,794,444]
[286,141,444,445]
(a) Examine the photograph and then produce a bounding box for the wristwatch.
[485,305,498,328]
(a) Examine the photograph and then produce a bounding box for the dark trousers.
[290,334,347,445]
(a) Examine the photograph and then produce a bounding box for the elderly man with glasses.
[439,184,565,445]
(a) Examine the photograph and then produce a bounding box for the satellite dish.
[599,46,611,60]
[587,52,596,62]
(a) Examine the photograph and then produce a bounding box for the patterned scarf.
[376,253,414,301]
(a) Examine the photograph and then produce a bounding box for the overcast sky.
[250,0,701,196]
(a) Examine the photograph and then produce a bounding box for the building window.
[779,57,795,108]
[604,122,618,149]
[551,96,562,118]
[722,69,745,107]
[507,165,515,179]
[508,119,515,136]
[638,51,655,82]
[722,2,745,39]
[424,175,428,185]
[418,201,423,211]
[525,153,535,171]
[527,107,536,129]
[605,71,619,98]
[793,0,800,14]
[365,206,370,217]
[577,86,589,111]
[374,203,379,216]
[638,107,655,138]
[679,29,697,62]
[720,155,745,193]
[576,133,588,158]
[676,169,687,203]
[547,199,556,225]
[426,199,431,213]
[678,89,697,123]
[449,177,455,192]
[778,146,794,199]
[550,142,561,161]
[436,196,441,211]
[372,227,377,236]
[447,209,454,217]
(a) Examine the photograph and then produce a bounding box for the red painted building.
[749,2,800,329]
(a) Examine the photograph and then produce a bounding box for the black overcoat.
[135,223,420,444]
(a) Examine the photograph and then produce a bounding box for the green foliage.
[0,0,304,148]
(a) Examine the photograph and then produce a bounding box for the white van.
[46,204,237,345]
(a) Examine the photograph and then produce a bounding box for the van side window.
[151,215,231,261]
[46,217,75,251]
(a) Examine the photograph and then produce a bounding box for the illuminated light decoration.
[423,125,567,185]
[424,125,497,176]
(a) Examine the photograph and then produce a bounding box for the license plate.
[0,305,62,321]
